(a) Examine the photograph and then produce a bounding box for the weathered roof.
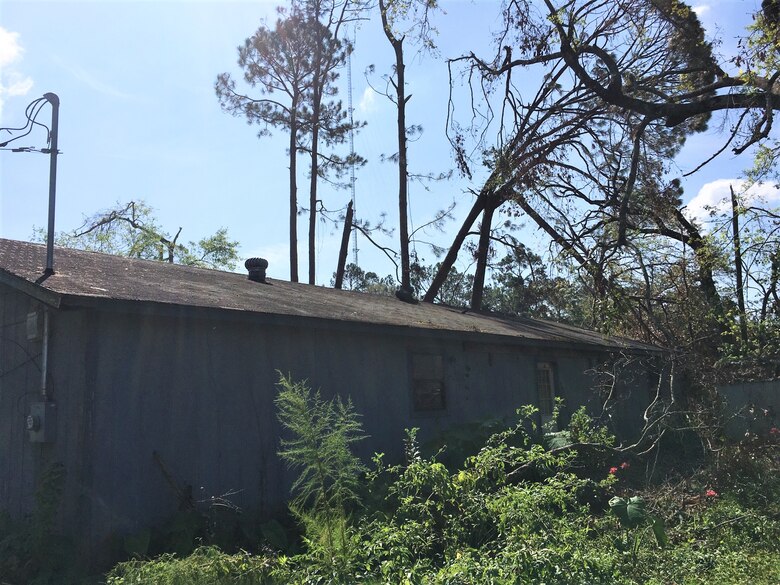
[0,238,657,351]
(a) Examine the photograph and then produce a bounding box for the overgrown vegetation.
[0,463,75,585]
[105,376,780,585]
[274,373,366,578]
[106,546,274,585]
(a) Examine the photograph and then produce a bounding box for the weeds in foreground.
[105,383,780,585]
[106,545,273,585]
[0,463,74,585]
[274,373,366,580]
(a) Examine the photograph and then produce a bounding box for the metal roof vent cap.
[245,257,269,283]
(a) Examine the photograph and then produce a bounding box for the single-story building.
[0,237,660,561]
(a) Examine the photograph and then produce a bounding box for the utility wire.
[0,147,51,153]
[0,97,50,147]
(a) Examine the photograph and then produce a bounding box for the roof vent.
[245,257,268,283]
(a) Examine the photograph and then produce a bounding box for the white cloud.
[0,27,23,66]
[357,87,376,114]
[684,179,780,225]
[692,4,711,17]
[0,27,33,121]
[2,71,34,96]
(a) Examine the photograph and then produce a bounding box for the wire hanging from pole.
[0,97,50,148]
[0,93,61,274]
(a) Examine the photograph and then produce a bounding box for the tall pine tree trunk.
[730,184,748,345]
[308,93,322,285]
[308,35,325,285]
[394,39,410,294]
[380,0,411,295]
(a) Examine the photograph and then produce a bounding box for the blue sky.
[0,0,772,284]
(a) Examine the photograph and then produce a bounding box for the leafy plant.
[274,372,366,579]
[106,545,273,585]
[103,399,780,585]
[609,495,668,567]
[567,406,616,447]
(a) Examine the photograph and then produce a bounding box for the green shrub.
[104,397,780,585]
[274,373,366,581]
[105,545,274,585]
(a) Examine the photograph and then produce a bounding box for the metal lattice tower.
[347,27,358,267]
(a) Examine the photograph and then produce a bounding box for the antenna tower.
[347,26,358,267]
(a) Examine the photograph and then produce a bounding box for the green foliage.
[274,373,366,580]
[180,228,241,270]
[609,495,668,569]
[482,241,588,323]
[275,373,366,515]
[410,262,473,307]
[216,7,363,282]
[347,404,779,584]
[0,463,76,585]
[567,406,616,447]
[123,529,151,559]
[332,261,475,306]
[33,200,240,270]
[259,519,289,552]
[350,408,620,583]
[118,486,276,564]
[105,400,780,585]
[164,510,204,557]
[422,417,506,471]
[610,496,650,530]
[106,545,274,585]
[331,263,396,295]
[738,5,780,78]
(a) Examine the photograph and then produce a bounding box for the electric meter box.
[26,402,56,443]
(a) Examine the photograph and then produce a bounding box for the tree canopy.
[216,4,364,284]
[34,200,240,271]
[213,0,780,380]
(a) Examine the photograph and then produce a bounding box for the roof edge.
[0,267,62,308]
[58,294,662,354]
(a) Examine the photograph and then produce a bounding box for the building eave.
[0,267,62,308]
[57,293,662,355]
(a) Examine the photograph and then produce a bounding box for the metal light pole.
[0,92,61,274]
[44,93,59,275]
